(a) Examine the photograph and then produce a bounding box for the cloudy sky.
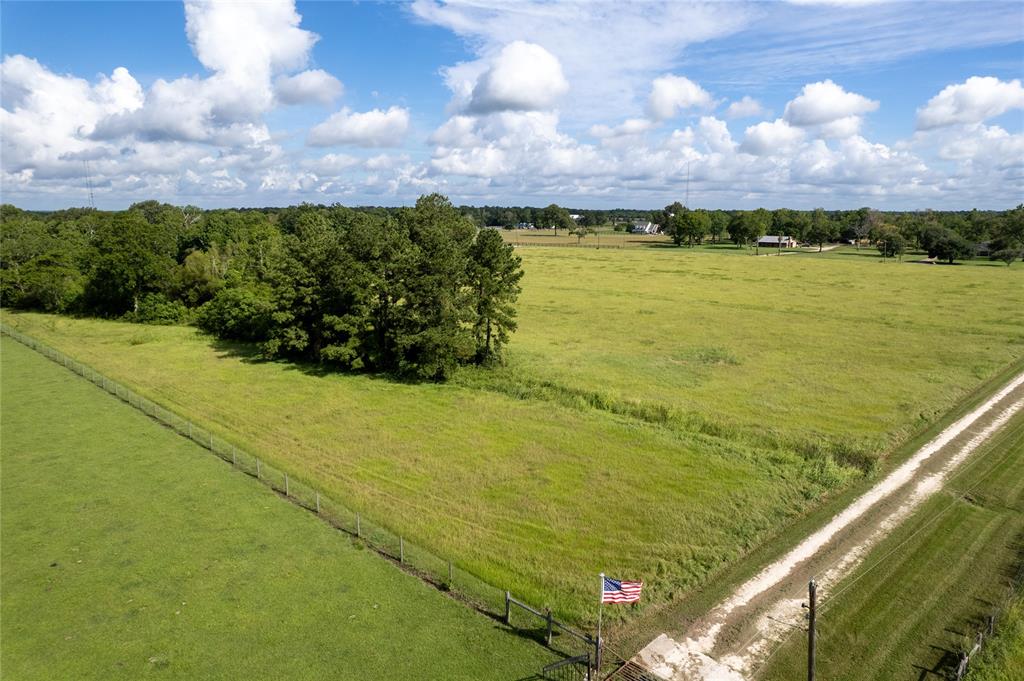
[2,0,1022,210]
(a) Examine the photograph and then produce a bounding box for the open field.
[4,247,1023,630]
[758,407,1024,681]
[0,337,555,680]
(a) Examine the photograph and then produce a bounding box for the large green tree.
[468,229,523,363]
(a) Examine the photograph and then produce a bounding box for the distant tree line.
[0,194,523,380]
[657,203,1024,263]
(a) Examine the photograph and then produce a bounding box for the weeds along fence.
[2,325,643,679]
[954,557,1024,680]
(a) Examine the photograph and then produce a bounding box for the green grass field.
[0,337,556,680]
[758,408,1024,681]
[4,246,1022,629]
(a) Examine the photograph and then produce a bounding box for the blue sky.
[1,0,1022,210]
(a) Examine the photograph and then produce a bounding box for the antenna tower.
[685,160,691,208]
[83,160,96,209]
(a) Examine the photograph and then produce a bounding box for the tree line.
[0,194,523,380]
[658,203,1024,264]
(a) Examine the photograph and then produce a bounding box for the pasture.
[0,337,555,680]
[4,246,1023,630]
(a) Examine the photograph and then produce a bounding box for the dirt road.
[633,371,1024,681]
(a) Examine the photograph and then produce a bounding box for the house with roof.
[756,235,799,248]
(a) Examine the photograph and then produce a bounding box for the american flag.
[602,576,643,603]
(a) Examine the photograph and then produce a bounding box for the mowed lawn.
[3,248,1022,626]
[0,338,556,680]
[759,408,1024,681]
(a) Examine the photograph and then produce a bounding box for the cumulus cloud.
[916,76,1024,130]
[647,75,715,120]
[308,106,410,147]
[589,118,654,139]
[783,79,879,127]
[183,0,318,119]
[725,96,767,119]
[697,116,736,153]
[740,119,805,155]
[275,69,344,105]
[467,41,568,114]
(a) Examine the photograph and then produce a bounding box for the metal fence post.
[232,446,237,466]
[546,608,553,646]
[285,474,289,496]
[448,561,453,586]
[505,591,512,625]
[400,536,405,564]
[315,492,320,514]
[356,513,361,537]
[256,458,261,479]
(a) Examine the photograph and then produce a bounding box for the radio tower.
[83,160,96,209]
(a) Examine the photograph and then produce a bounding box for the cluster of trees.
[659,204,1024,263]
[0,195,523,380]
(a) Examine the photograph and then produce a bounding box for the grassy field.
[3,246,1022,630]
[758,408,1024,681]
[0,337,556,680]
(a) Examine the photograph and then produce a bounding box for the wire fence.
[2,324,635,676]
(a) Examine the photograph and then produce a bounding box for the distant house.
[757,235,799,248]
[569,214,582,221]
[515,222,536,230]
[631,220,659,234]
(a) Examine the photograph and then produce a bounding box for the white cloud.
[783,79,878,127]
[819,115,863,139]
[308,106,410,147]
[697,116,736,154]
[725,96,767,119]
[740,119,805,155]
[275,69,344,106]
[468,41,568,113]
[647,75,715,120]
[916,76,1024,130]
[413,0,749,126]
[183,0,317,119]
[589,118,654,139]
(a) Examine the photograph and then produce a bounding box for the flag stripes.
[602,576,643,603]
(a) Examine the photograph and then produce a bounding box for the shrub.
[123,293,189,325]
[195,284,275,341]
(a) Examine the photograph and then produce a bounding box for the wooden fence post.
[448,561,453,586]
[356,513,361,537]
[256,458,261,479]
[285,474,289,496]
[400,537,405,563]
[316,492,320,514]
[505,591,511,625]
[546,608,553,646]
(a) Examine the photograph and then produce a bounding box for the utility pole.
[807,578,817,681]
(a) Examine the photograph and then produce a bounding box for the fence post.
[256,458,261,479]
[285,474,289,496]
[315,492,320,514]
[546,608,553,646]
[356,513,361,537]
[232,446,237,466]
[210,433,214,450]
[505,591,512,625]
[448,561,453,586]
[188,422,192,439]
[400,536,405,563]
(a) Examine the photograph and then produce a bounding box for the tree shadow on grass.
[204,335,425,385]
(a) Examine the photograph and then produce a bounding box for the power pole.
[808,578,817,681]
[83,160,96,209]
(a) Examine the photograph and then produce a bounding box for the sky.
[1,0,1022,211]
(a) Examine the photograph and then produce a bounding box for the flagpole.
[597,573,604,674]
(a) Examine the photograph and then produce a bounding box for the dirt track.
[633,372,1024,681]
